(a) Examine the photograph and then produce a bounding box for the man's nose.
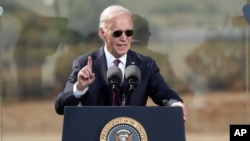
[119,32,127,40]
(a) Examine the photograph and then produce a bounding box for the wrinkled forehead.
[106,12,133,31]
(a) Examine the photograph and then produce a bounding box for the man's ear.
[98,28,104,39]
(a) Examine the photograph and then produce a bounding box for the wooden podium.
[61,106,186,141]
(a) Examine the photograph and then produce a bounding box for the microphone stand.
[120,79,138,106]
[121,92,126,106]
[120,85,127,106]
[120,86,134,106]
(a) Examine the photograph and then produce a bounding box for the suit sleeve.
[55,57,86,115]
[147,59,183,106]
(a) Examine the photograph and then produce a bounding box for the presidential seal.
[100,117,148,141]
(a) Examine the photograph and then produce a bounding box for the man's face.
[100,12,133,58]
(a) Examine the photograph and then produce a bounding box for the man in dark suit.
[55,5,188,120]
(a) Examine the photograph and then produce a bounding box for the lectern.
[62,106,186,141]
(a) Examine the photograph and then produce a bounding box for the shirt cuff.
[73,83,88,98]
[162,99,180,106]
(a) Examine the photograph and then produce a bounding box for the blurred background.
[0,0,250,140]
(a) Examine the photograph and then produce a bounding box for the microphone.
[125,65,141,93]
[0,6,3,16]
[107,66,122,91]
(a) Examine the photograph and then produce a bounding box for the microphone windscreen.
[243,4,250,25]
[107,66,122,82]
[0,6,3,16]
[125,65,141,82]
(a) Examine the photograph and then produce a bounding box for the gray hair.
[99,5,132,29]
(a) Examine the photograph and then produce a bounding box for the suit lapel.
[92,47,113,104]
[93,47,109,86]
[123,50,138,86]
[126,50,138,67]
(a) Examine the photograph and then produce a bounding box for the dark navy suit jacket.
[55,47,183,115]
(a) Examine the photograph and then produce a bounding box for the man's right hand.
[76,56,95,91]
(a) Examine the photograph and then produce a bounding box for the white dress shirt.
[104,46,127,81]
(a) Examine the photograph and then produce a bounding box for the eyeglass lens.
[112,30,134,38]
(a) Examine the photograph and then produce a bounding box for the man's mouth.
[117,44,127,48]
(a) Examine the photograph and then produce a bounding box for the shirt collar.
[104,46,127,66]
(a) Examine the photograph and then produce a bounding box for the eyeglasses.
[112,30,134,38]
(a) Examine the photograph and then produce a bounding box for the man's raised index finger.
[87,56,93,69]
